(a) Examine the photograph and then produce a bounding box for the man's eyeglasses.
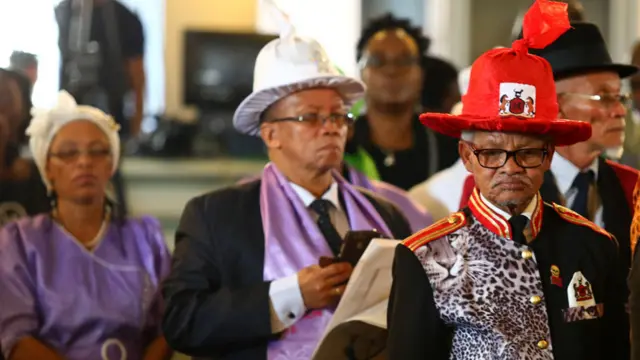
[466,143,549,169]
[49,148,112,163]
[263,113,355,128]
[558,92,631,106]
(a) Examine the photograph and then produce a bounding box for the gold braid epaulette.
[551,203,613,240]
[402,212,467,252]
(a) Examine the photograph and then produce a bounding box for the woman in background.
[0,69,49,225]
[0,91,172,360]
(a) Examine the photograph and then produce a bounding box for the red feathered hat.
[420,0,592,146]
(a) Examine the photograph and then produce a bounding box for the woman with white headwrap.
[0,91,172,360]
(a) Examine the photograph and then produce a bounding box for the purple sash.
[346,167,432,232]
[260,163,391,359]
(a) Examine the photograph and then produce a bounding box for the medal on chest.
[550,265,562,287]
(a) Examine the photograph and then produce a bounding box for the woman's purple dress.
[0,214,171,360]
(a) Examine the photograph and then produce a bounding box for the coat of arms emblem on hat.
[498,83,536,118]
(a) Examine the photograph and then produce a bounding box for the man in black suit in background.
[55,0,147,215]
[161,26,411,360]
[55,0,145,138]
[6,51,37,150]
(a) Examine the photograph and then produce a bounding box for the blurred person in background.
[345,14,458,191]
[8,51,38,88]
[55,0,147,214]
[0,69,49,226]
[409,65,471,220]
[55,0,145,138]
[0,91,171,360]
[565,0,586,21]
[6,51,38,152]
[421,56,460,114]
[623,41,640,169]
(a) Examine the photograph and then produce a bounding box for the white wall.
[424,0,637,69]
[255,0,362,78]
[423,0,470,69]
[361,0,424,28]
[119,0,165,118]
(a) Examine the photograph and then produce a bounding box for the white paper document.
[312,239,400,360]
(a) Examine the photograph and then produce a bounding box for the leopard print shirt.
[414,217,554,360]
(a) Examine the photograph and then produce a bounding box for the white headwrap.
[26,91,121,190]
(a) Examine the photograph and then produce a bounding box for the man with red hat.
[387,1,629,359]
[461,20,640,272]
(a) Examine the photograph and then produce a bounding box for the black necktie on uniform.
[310,199,343,256]
[571,170,595,218]
[509,215,529,245]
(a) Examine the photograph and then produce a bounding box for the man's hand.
[298,262,353,310]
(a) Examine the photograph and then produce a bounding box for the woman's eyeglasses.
[49,148,112,163]
[358,55,420,69]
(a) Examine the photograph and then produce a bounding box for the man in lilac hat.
[161,22,412,360]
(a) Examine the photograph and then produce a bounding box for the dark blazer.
[540,158,638,273]
[161,179,412,360]
[388,204,629,360]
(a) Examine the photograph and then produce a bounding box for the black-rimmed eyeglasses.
[263,113,355,128]
[466,143,549,169]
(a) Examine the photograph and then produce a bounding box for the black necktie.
[310,199,343,256]
[509,215,528,245]
[571,170,595,218]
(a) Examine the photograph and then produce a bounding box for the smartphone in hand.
[337,230,383,267]
[319,230,384,268]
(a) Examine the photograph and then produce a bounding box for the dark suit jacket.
[161,179,412,360]
[539,158,638,273]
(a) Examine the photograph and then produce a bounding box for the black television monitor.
[183,31,277,109]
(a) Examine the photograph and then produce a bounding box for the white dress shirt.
[550,154,602,227]
[268,181,350,333]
